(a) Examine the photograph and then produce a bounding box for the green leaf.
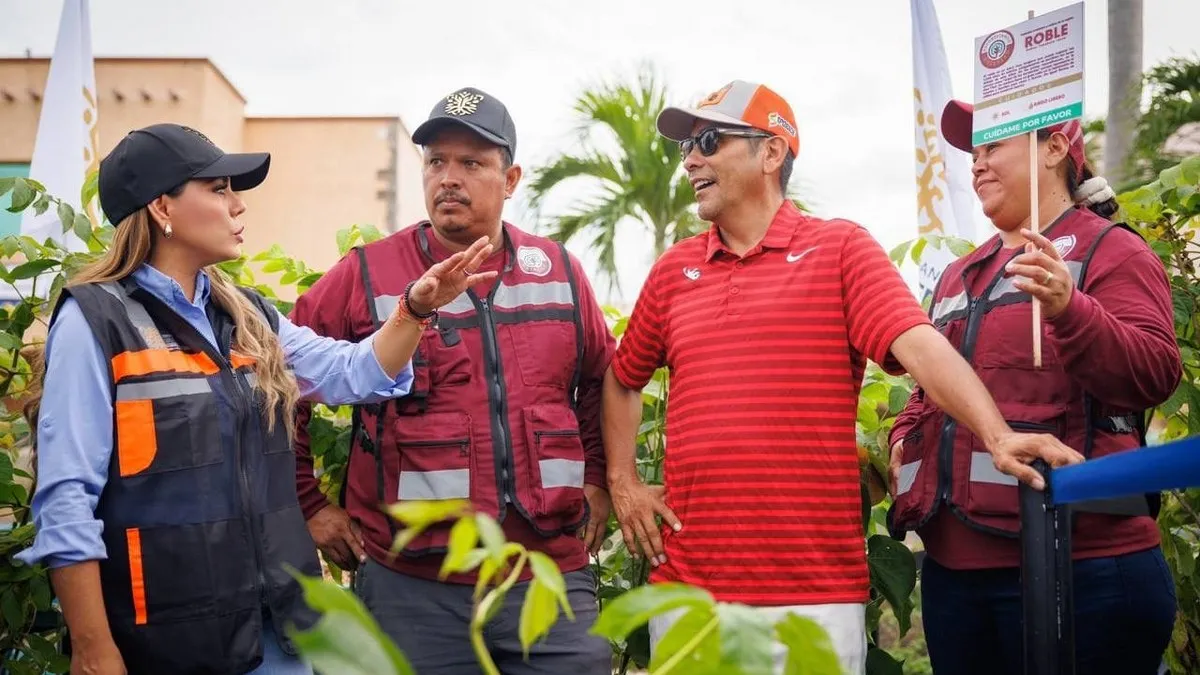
[1,589,26,630]
[714,603,775,675]
[867,535,917,636]
[32,195,50,216]
[945,236,975,257]
[0,176,15,197]
[56,203,75,235]
[357,223,383,243]
[591,582,713,641]
[438,516,479,578]
[888,240,913,266]
[528,551,573,620]
[776,612,841,675]
[9,259,58,280]
[647,605,719,674]
[287,571,415,675]
[475,512,507,563]
[385,499,470,529]
[518,577,560,657]
[72,213,92,241]
[910,236,928,264]
[0,332,23,351]
[7,179,35,213]
[887,385,910,415]
[864,646,904,675]
[81,169,100,209]
[337,228,354,256]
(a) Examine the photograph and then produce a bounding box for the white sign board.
[971,2,1084,146]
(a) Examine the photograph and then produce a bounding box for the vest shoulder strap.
[236,286,281,334]
[555,241,585,409]
[354,246,383,330]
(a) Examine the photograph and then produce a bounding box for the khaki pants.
[649,602,867,675]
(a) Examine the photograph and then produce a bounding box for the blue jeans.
[246,618,313,675]
[921,547,1176,675]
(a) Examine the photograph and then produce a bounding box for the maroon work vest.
[889,210,1155,540]
[344,222,589,559]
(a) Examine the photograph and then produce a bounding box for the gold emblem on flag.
[445,91,484,116]
[914,88,947,235]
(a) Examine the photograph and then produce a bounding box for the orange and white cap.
[657,80,800,157]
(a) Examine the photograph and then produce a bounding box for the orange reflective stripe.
[230,352,256,369]
[115,400,156,477]
[111,349,219,382]
[126,528,147,625]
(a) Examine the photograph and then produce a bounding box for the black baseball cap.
[411,87,517,157]
[98,123,271,225]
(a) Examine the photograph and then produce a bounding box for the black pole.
[1019,459,1075,675]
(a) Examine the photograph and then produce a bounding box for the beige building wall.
[243,117,398,275]
[0,57,423,290]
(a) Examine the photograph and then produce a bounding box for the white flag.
[20,0,99,251]
[911,0,978,299]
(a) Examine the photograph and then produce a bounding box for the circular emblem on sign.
[517,246,552,277]
[979,30,1016,69]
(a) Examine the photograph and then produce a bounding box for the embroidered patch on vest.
[517,246,552,276]
[1052,234,1077,258]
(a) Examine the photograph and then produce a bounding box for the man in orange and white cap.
[601,81,1084,672]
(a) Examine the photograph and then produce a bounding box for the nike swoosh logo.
[786,247,818,263]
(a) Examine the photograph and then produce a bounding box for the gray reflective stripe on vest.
[244,372,258,389]
[539,458,585,489]
[116,377,212,400]
[373,294,400,321]
[98,282,174,350]
[895,459,922,496]
[988,260,1083,303]
[970,451,1019,486]
[493,281,574,310]
[931,292,969,324]
[398,469,470,500]
[374,292,474,319]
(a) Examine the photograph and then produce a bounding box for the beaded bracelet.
[399,279,436,327]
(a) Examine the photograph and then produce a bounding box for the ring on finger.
[1042,270,1053,284]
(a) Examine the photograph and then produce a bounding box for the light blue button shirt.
[17,263,412,569]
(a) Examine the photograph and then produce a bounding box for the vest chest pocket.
[114,375,222,477]
[505,322,576,389]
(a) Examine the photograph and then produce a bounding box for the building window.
[0,163,31,238]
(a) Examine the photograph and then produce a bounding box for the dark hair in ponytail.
[1036,128,1120,221]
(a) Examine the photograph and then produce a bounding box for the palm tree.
[526,67,701,292]
[1104,0,1144,185]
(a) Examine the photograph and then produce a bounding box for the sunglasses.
[679,127,773,157]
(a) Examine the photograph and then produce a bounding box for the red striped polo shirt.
[612,201,931,605]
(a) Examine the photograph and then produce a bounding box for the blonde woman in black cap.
[17,123,495,675]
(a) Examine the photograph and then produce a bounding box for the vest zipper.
[937,264,1004,503]
[226,365,269,608]
[477,298,516,516]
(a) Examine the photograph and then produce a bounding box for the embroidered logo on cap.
[698,84,733,109]
[517,246,552,276]
[181,126,216,146]
[768,112,797,137]
[445,91,484,116]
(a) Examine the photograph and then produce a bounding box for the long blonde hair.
[24,206,299,439]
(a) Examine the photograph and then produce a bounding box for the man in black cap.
[290,87,616,674]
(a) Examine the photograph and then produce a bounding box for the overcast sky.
[3,0,1197,304]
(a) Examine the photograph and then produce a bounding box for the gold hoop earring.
[164,222,173,239]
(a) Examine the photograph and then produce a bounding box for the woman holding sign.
[887,101,1181,674]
